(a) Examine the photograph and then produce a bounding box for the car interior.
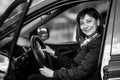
[0,0,110,80]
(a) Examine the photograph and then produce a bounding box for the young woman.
[28,7,104,80]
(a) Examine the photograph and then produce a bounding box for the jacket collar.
[81,33,100,47]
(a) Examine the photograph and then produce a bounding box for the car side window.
[111,0,120,55]
[39,1,109,44]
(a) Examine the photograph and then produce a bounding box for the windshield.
[0,0,57,37]
[0,0,46,47]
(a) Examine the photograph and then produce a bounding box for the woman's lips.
[83,27,92,32]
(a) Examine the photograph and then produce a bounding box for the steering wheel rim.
[30,35,52,68]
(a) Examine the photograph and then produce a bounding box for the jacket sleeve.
[54,51,78,68]
[53,39,101,80]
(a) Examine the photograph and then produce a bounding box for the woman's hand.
[43,45,55,56]
[39,66,54,78]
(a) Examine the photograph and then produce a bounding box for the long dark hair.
[76,7,104,42]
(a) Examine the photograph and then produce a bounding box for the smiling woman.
[28,7,104,80]
[79,14,99,37]
[76,7,104,42]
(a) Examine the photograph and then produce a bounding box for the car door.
[101,0,120,80]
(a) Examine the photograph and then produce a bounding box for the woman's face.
[79,14,99,37]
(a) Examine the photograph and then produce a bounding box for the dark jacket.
[53,36,102,80]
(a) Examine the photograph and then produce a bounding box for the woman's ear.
[97,19,100,26]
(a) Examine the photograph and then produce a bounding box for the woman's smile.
[83,27,92,32]
[80,14,98,36]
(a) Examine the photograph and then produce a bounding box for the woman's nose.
[84,23,88,29]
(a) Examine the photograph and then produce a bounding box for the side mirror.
[37,27,49,41]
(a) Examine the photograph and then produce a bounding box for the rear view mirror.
[37,27,49,41]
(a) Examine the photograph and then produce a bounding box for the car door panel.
[102,0,120,79]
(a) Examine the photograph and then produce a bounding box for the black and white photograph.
[0,0,118,80]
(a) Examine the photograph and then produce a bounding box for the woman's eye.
[87,20,92,23]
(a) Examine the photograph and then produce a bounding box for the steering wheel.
[30,35,52,68]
